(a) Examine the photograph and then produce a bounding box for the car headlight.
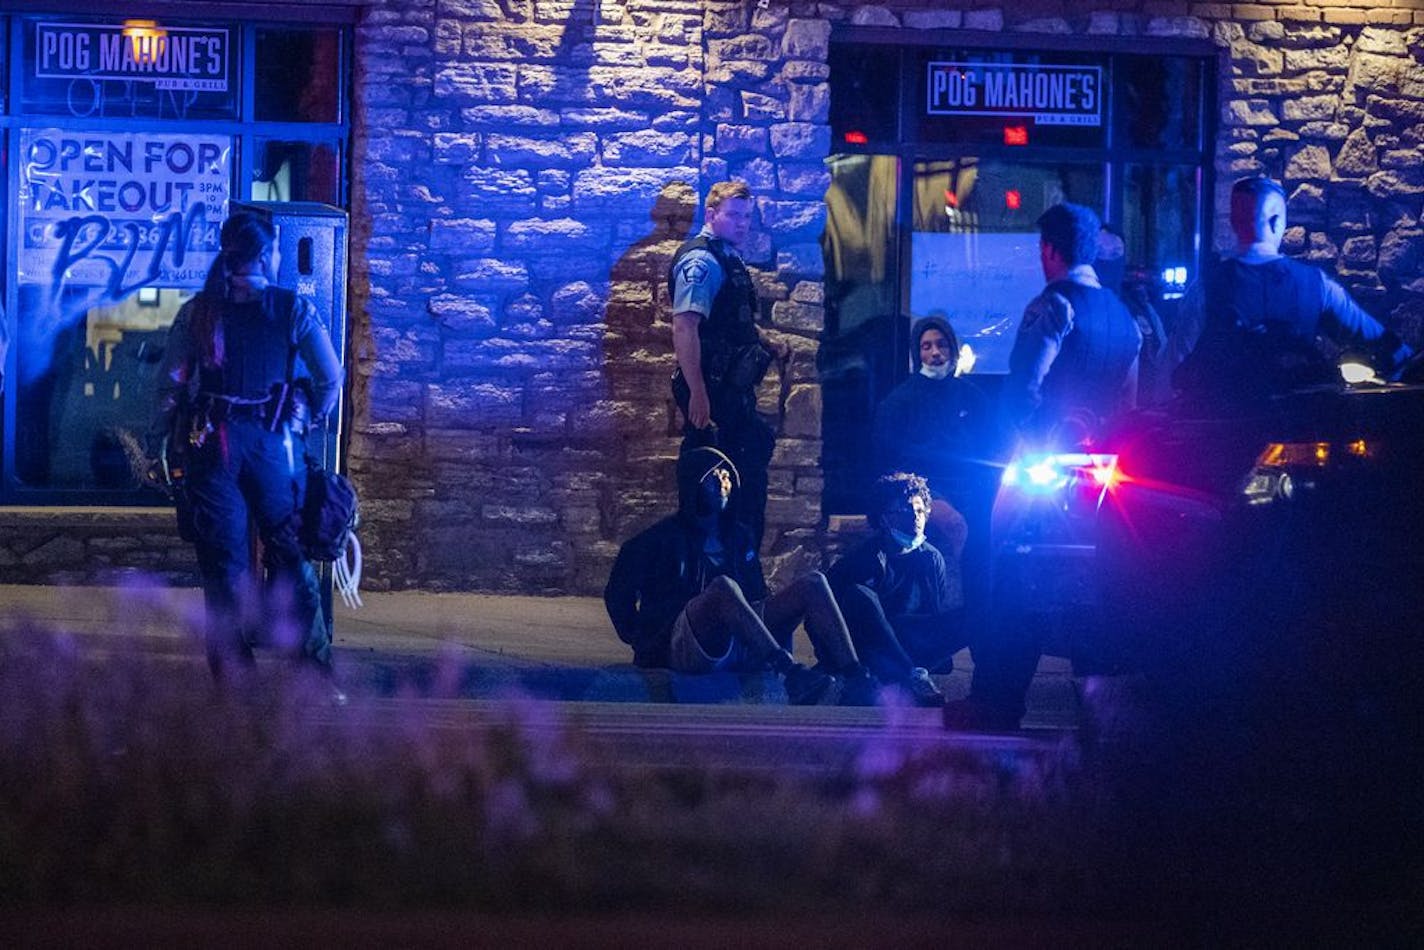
[1241,440,1380,505]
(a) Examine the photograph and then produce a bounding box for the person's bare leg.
[684,575,784,663]
[763,571,859,671]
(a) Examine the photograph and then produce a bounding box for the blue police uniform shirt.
[670,226,732,320]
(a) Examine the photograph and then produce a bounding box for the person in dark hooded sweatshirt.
[605,445,877,705]
[871,315,1007,638]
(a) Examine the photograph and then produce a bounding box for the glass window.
[13,282,188,491]
[821,153,900,512]
[822,37,1211,515]
[828,45,899,147]
[12,125,230,495]
[3,12,351,503]
[1121,163,1200,284]
[255,28,342,123]
[1115,56,1202,151]
[251,139,343,204]
[910,158,1104,375]
[18,16,239,120]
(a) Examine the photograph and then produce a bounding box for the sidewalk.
[0,583,1080,725]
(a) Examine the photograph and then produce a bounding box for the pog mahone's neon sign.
[35,20,229,92]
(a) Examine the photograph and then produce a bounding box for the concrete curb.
[352,655,790,704]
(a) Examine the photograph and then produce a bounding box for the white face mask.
[888,527,925,553]
[919,362,951,380]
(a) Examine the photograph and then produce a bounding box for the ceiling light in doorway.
[121,19,168,65]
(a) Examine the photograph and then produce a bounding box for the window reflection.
[1116,57,1202,151]
[17,16,239,121]
[821,153,900,513]
[255,28,341,123]
[911,160,1104,375]
[14,282,188,490]
[252,140,341,204]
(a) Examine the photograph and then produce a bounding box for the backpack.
[300,460,358,561]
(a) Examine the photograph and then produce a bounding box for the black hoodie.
[871,316,1007,506]
[603,446,768,668]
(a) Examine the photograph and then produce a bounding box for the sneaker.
[903,667,944,707]
[838,666,881,707]
[942,698,1021,732]
[783,663,837,706]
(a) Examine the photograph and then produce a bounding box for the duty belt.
[198,392,279,427]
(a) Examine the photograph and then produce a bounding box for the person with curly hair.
[828,472,965,706]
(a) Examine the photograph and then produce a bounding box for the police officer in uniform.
[946,201,1142,732]
[1001,202,1142,443]
[152,212,342,682]
[669,180,787,549]
[1165,176,1410,401]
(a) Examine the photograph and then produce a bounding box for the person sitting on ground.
[604,445,877,705]
[870,315,1008,635]
[828,472,963,707]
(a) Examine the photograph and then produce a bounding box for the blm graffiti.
[13,129,231,488]
[21,129,230,297]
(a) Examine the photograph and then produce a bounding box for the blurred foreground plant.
[5,617,1397,922]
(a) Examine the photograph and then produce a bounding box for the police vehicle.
[991,354,1424,701]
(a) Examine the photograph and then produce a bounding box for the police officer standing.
[1002,202,1142,444]
[946,201,1141,732]
[1164,176,1410,401]
[669,180,787,549]
[152,212,342,683]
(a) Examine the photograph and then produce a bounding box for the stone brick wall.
[0,2,1416,593]
[341,0,1422,596]
[349,0,831,593]
[0,509,197,587]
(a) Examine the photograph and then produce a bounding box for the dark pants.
[930,474,999,634]
[683,392,775,550]
[184,419,329,679]
[837,583,964,683]
[966,575,1043,724]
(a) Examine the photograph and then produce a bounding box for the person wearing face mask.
[870,316,1007,641]
[151,211,343,684]
[828,472,963,706]
[604,445,878,705]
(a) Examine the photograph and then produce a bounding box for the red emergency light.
[944,190,959,208]
[1004,125,1029,146]
[1005,190,1022,210]
[843,130,868,145]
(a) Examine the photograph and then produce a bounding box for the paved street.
[0,582,1082,733]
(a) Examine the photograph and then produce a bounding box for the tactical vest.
[668,235,761,364]
[1202,256,1324,344]
[1039,280,1141,421]
[1177,257,1331,398]
[198,287,299,399]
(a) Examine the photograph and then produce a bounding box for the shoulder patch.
[677,257,711,287]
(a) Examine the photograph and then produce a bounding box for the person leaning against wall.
[150,211,343,688]
[669,179,789,550]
